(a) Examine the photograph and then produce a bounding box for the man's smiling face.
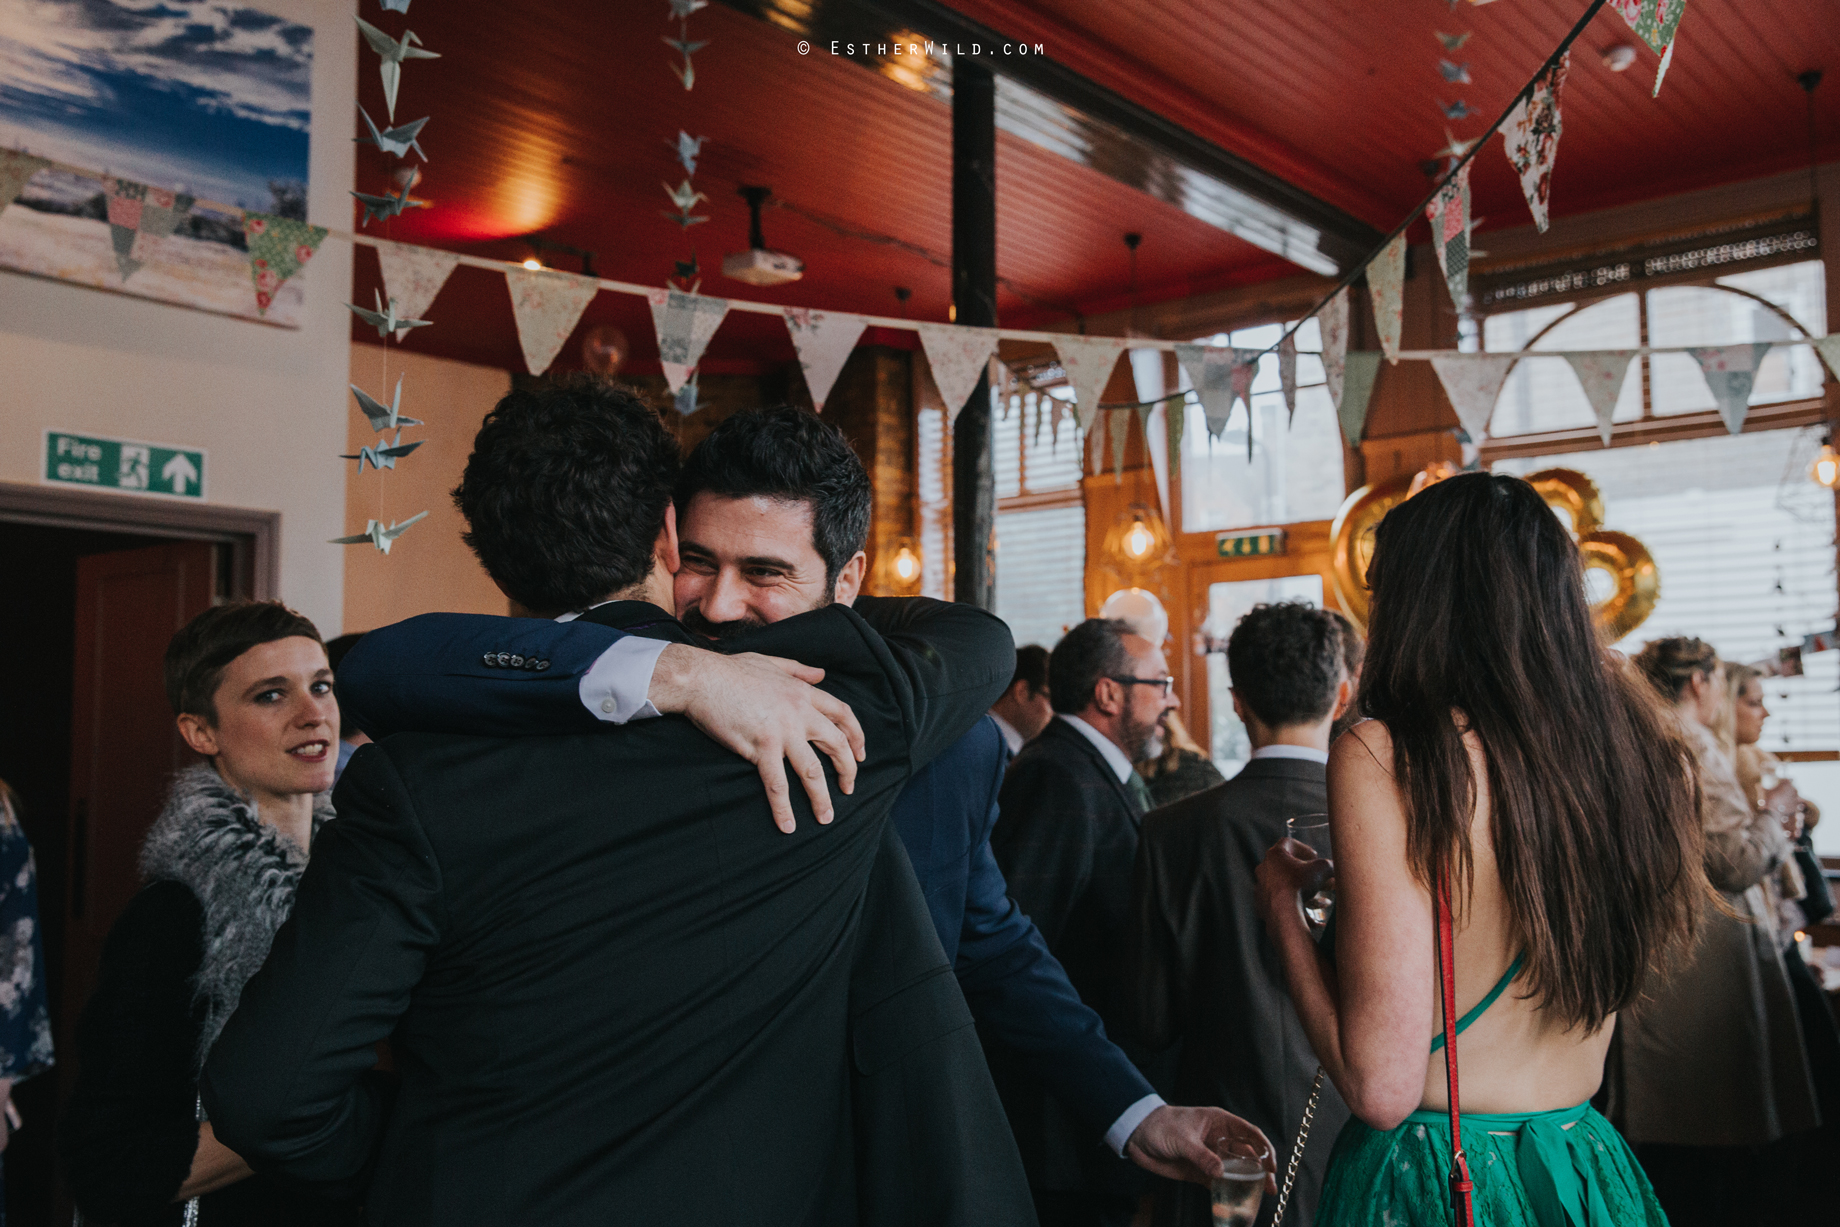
[673,491,860,639]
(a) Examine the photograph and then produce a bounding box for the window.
[1202,574,1325,779]
[1482,259,1827,438]
[1179,318,1346,533]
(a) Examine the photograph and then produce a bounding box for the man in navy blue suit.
[340,407,1271,1201]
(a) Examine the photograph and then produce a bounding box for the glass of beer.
[1211,1146,1269,1226]
[1286,813,1334,936]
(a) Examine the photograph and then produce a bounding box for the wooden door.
[61,542,214,1034]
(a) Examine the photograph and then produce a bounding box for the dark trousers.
[1033,1189,1138,1227]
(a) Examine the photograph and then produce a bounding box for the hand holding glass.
[1286,814,1334,936]
[1211,1132,1275,1226]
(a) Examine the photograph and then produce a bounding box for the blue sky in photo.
[0,0,311,211]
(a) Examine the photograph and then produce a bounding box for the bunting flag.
[1367,233,1407,363]
[1612,0,1687,94]
[1109,407,1130,480]
[646,287,729,391]
[1053,335,1128,433]
[105,178,196,281]
[1278,332,1298,422]
[1563,350,1636,444]
[1319,289,1351,412]
[784,308,866,413]
[1813,335,1840,381]
[243,212,328,316]
[1501,53,1569,233]
[1338,352,1382,447]
[1425,161,1473,310]
[1232,350,1260,460]
[376,239,460,324]
[1174,343,1237,439]
[505,267,601,375]
[0,149,48,212]
[1429,352,1517,441]
[916,322,1000,426]
[1688,342,1773,434]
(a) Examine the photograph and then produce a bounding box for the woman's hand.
[1764,780,1805,839]
[1256,837,1332,933]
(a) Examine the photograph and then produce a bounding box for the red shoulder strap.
[1436,870,1476,1227]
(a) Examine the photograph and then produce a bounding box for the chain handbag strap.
[1436,870,1476,1227]
[1265,1064,1326,1227]
[180,1093,203,1227]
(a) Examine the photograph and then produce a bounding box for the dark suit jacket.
[202,598,1032,1227]
[987,717,1153,1196]
[340,622,1158,1147]
[1128,756,1349,1227]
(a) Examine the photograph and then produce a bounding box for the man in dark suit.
[332,407,1262,1201]
[1129,601,1354,1227]
[201,381,1033,1225]
[989,617,1184,1227]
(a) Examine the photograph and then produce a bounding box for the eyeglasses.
[1110,675,1175,697]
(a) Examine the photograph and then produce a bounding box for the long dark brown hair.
[1360,472,1702,1031]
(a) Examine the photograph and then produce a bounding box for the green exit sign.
[1217,528,1287,557]
[45,431,206,499]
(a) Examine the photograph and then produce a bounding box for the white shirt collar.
[1057,713,1135,784]
[1250,744,1330,765]
[989,712,1025,756]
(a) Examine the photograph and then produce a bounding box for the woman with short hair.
[60,600,362,1226]
[1258,472,1700,1225]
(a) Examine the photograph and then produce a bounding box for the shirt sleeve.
[577,636,668,723]
[1104,1092,1167,1156]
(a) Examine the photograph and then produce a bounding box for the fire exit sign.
[44,431,206,499]
[1216,527,1287,557]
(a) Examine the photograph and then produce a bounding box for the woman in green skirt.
[1256,473,1706,1227]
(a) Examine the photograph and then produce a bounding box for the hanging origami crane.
[674,131,705,176]
[1436,30,1472,51]
[667,0,707,15]
[341,431,425,473]
[379,0,412,10]
[662,178,709,228]
[355,16,441,120]
[356,106,430,160]
[351,376,423,433]
[664,34,707,89]
[352,182,430,226]
[1441,99,1476,120]
[1438,59,1473,84]
[330,511,430,554]
[346,289,433,338]
[1433,129,1475,162]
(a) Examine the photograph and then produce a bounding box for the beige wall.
[342,346,509,631]
[0,0,353,635]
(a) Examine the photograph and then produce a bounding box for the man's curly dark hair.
[453,375,681,615]
[1224,601,1345,728]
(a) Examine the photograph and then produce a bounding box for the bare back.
[1331,719,1611,1117]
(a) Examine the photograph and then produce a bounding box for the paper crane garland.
[347,290,432,339]
[379,0,412,11]
[351,377,422,432]
[1438,59,1472,83]
[665,34,707,89]
[342,432,424,473]
[331,511,429,554]
[355,16,441,120]
[356,106,429,160]
[674,131,704,175]
[352,183,429,226]
[667,0,707,15]
[663,179,709,228]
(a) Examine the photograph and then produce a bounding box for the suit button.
[510,654,525,668]
[535,659,551,671]
[496,652,511,667]
[523,657,541,671]
[482,653,498,668]
[601,698,616,714]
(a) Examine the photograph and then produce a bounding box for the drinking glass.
[1210,1145,1269,1227]
[1286,813,1334,936]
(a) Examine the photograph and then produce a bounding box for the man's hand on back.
[1126,1104,1277,1189]
[649,645,866,833]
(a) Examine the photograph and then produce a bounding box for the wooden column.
[952,58,997,609]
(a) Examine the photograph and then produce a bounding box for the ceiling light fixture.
[1601,44,1637,72]
[521,257,542,270]
[723,186,804,286]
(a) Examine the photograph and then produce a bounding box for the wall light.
[892,538,921,584]
[1811,437,1840,489]
[1103,504,1170,570]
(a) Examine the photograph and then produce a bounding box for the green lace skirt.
[1316,1102,1667,1227]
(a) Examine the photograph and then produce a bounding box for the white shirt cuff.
[578,637,668,724]
[1105,1092,1166,1157]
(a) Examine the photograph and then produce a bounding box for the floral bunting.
[0,149,47,213]
[1688,342,1773,435]
[1319,289,1351,413]
[916,322,1001,426]
[106,178,196,282]
[784,308,867,413]
[1563,350,1636,444]
[243,213,327,316]
[508,266,602,376]
[1052,335,1128,433]
[1278,332,1299,422]
[1174,343,1236,440]
[1338,352,1383,447]
[1501,53,1568,233]
[1426,161,1473,310]
[646,287,730,391]
[375,239,460,324]
[1429,352,1517,441]
[1367,233,1407,363]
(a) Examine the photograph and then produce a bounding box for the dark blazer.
[1128,756,1350,1227]
[987,717,1154,1196]
[340,620,1158,1145]
[202,598,1032,1227]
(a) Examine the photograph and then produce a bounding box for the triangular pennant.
[1688,342,1773,435]
[376,240,460,323]
[1278,332,1298,422]
[1232,351,1260,462]
[1109,408,1130,481]
[1563,350,1636,445]
[1652,37,1676,97]
[138,188,194,240]
[1053,335,1128,433]
[1367,233,1407,362]
[1165,396,1184,487]
[0,150,48,213]
[916,322,1000,426]
[243,212,328,316]
[1812,336,1840,382]
[106,179,147,280]
[505,267,601,375]
[1338,352,1382,447]
[1174,343,1236,440]
[1319,289,1351,411]
[784,308,867,413]
[1429,353,1517,441]
[645,287,729,390]
[1425,161,1473,310]
[1501,53,1569,233]
[1614,0,1687,56]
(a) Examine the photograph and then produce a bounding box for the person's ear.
[176,712,220,759]
[656,502,681,575]
[1230,689,1246,723]
[1093,677,1125,718]
[833,550,866,607]
[1331,676,1354,721]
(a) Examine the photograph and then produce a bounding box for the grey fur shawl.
[138,764,333,1068]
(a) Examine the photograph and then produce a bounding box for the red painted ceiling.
[352,0,1840,376]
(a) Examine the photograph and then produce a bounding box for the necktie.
[1126,770,1154,815]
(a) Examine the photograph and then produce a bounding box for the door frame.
[0,480,279,598]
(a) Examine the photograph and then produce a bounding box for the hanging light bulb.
[1104,504,1170,570]
[893,540,921,583]
[1811,437,1840,489]
[1125,520,1154,560]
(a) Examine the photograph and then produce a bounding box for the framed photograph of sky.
[0,0,315,325]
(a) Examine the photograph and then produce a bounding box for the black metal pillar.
[952,57,997,609]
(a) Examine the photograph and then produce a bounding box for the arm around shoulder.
[853,596,1016,768]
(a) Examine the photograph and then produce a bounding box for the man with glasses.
[989,617,1183,1227]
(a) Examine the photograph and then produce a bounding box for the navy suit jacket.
[341,612,1154,1139]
